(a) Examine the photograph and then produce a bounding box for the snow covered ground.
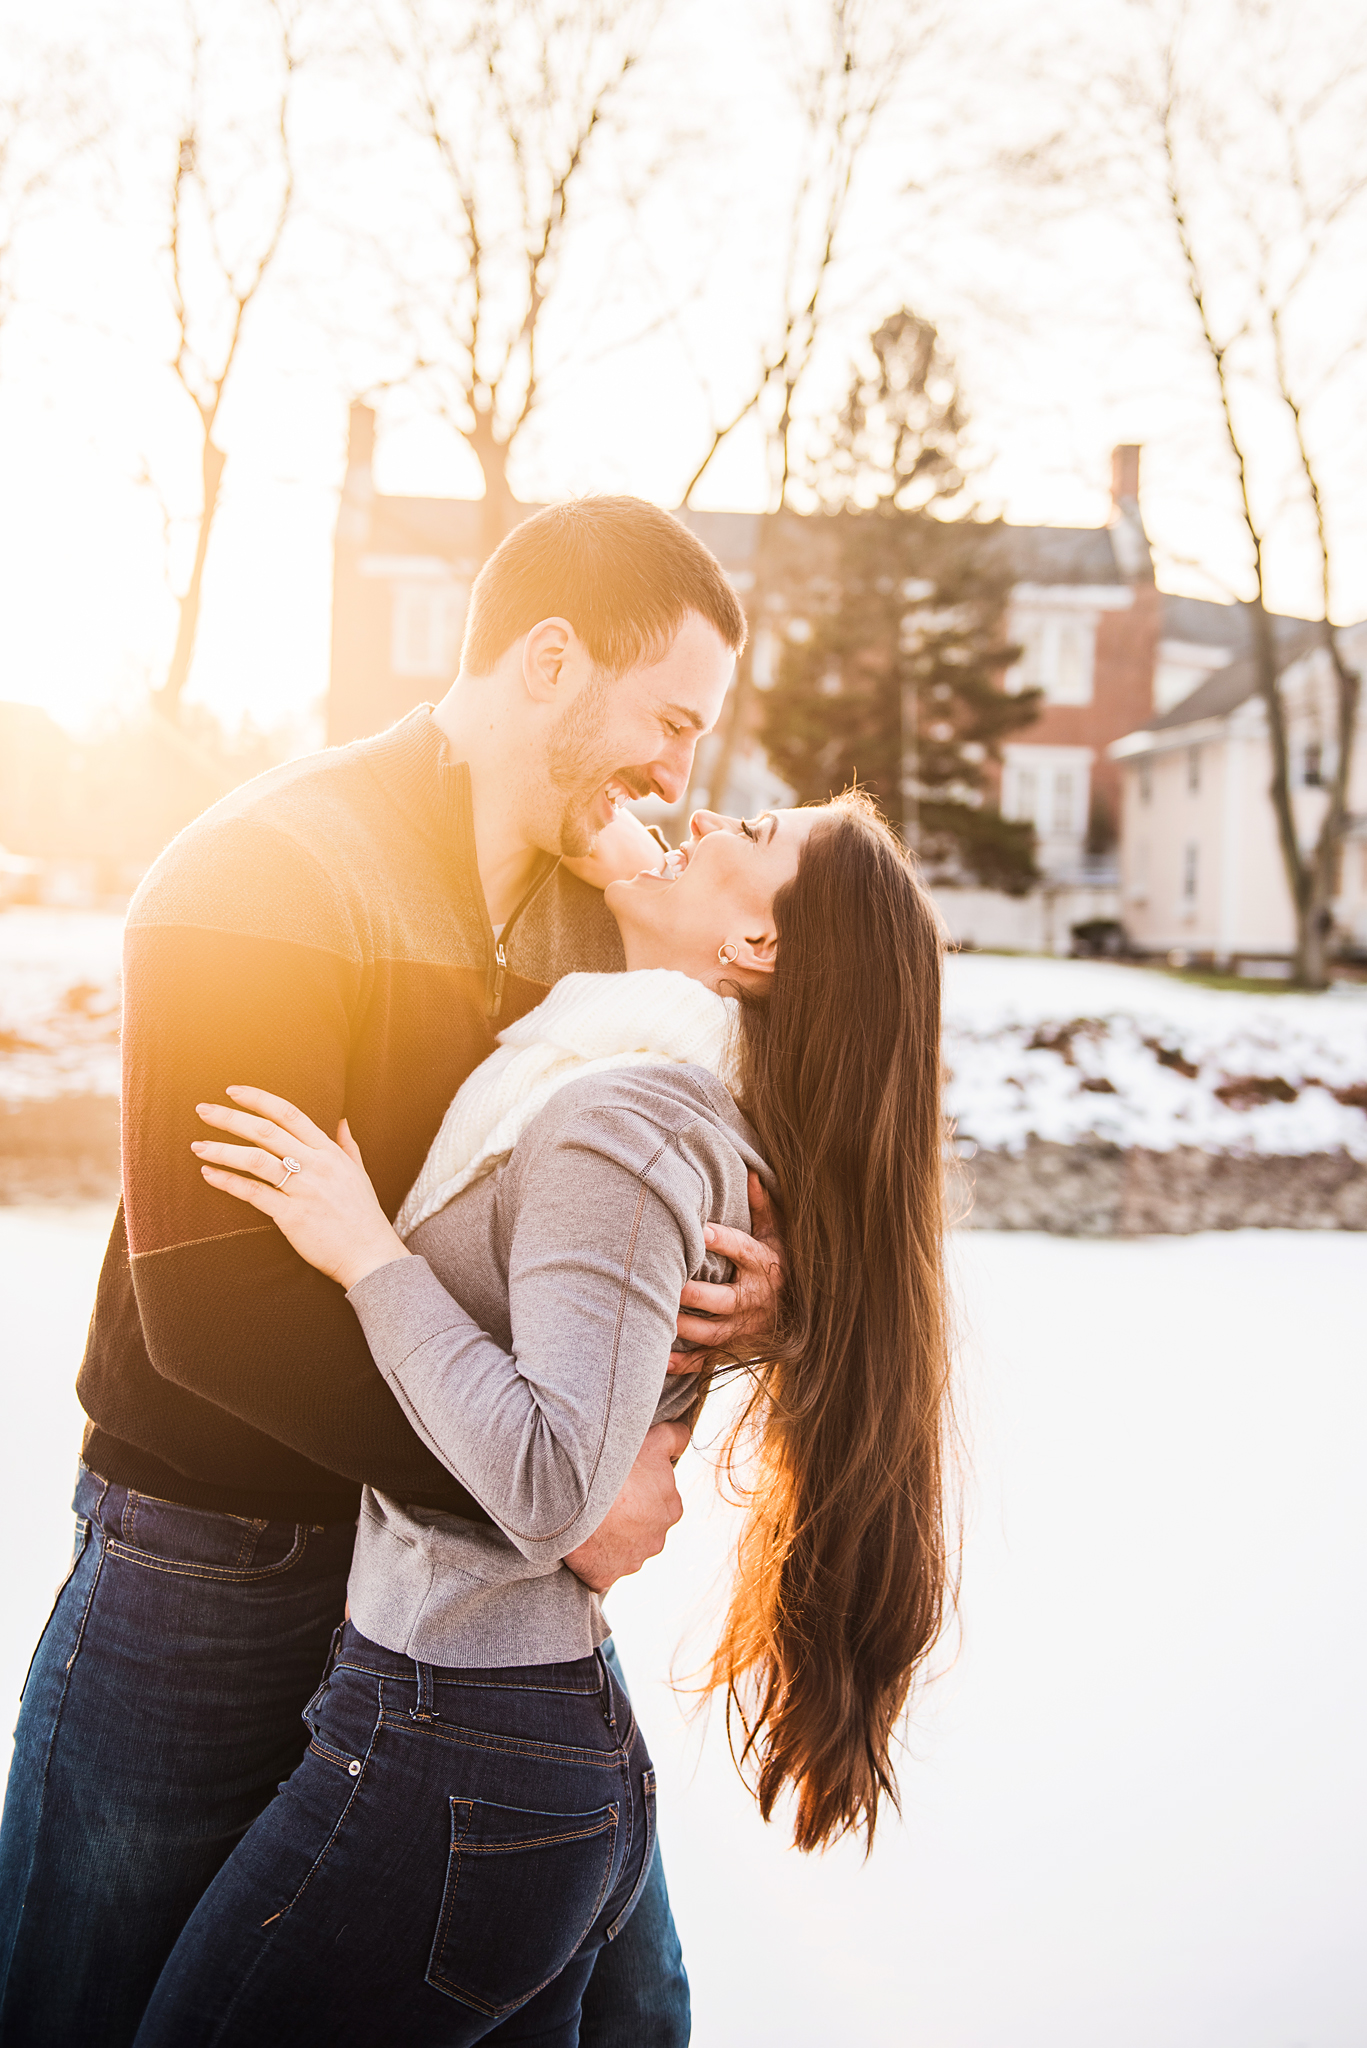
[944,954,1367,1160]
[2,1206,1363,2048]
[0,910,122,1102]
[4,909,1365,1162]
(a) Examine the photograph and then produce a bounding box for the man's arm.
[120,821,492,1511]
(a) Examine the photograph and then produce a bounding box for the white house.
[1109,623,1367,969]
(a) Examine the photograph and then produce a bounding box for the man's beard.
[544,673,649,857]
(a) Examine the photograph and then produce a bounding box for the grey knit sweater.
[344,1064,771,1668]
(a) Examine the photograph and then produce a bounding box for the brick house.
[328,413,1318,928]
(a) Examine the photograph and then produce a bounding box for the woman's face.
[606,805,825,989]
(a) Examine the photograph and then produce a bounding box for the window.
[1303,742,1323,788]
[1183,843,1199,900]
[1013,769,1037,822]
[1187,746,1201,793]
[1051,770,1075,834]
[1009,611,1097,706]
[1138,759,1152,804]
[392,582,469,679]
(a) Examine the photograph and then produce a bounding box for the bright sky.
[2,0,1365,739]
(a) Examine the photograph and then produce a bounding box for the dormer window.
[1008,611,1097,706]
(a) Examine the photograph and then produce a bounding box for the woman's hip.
[134,1629,655,2047]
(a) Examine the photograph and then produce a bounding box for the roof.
[366,495,489,567]
[995,522,1125,585]
[1144,621,1326,730]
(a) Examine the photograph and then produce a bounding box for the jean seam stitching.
[101,1528,310,1582]
[427,1810,619,2015]
[378,1717,621,1766]
[606,1768,657,1941]
[271,1686,385,1922]
[6,1521,108,1974]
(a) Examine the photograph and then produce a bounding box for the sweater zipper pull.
[491,939,507,1017]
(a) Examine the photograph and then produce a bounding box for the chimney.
[347,401,376,475]
[338,401,376,550]
[1110,443,1140,508]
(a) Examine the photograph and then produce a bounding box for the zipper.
[485,855,558,1019]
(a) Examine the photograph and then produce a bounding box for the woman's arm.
[192,1083,707,1566]
[345,1101,700,1563]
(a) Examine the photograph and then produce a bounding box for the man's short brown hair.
[460,496,747,678]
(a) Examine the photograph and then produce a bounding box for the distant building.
[328,411,1343,945]
[1110,623,1367,968]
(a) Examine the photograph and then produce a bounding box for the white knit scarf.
[396,968,741,1238]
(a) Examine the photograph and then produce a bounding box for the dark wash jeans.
[0,1465,689,2048]
[134,1626,657,2047]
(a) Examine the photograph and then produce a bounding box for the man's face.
[542,612,736,858]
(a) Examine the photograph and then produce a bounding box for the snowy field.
[4,908,1365,1160]
[943,954,1367,1160]
[2,1204,1363,2048]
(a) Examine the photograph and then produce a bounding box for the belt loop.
[594,1647,617,1734]
[410,1660,441,1723]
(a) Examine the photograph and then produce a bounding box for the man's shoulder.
[511,867,626,984]
[127,715,440,950]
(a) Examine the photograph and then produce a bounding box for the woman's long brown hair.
[708,790,954,1854]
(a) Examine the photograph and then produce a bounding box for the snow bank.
[945,954,1367,1159]
[0,910,122,1103]
[3,913,1364,1163]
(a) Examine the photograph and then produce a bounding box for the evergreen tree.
[761,312,1043,892]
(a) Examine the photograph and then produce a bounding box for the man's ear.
[521,617,574,705]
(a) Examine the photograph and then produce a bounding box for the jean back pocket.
[426,1794,619,2018]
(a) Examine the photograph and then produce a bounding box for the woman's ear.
[521,617,574,705]
[733,927,778,979]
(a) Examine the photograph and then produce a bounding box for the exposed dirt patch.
[0,1096,121,1203]
[961,1139,1367,1234]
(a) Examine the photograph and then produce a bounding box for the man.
[0,498,774,2044]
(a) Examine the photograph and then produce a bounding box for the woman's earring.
[717,941,740,966]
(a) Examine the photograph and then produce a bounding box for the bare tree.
[682,0,930,512]
[374,0,659,553]
[0,39,100,371]
[1046,0,1367,985]
[151,2,300,722]
[679,0,936,810]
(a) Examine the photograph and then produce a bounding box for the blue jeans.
[0,1465,689,2047]
[134,1626,657,2045]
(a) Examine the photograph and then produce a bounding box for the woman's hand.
[192,1086,410,1293]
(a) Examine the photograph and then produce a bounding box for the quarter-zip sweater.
[75,709,624,1524]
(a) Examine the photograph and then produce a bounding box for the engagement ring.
[277,1156,303,1188]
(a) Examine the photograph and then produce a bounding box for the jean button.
[347,1760,361,1777]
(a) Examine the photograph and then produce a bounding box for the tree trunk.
[467,412,521,558]
[1245,597,1327,987]
[154,436,226,722]
[703,644,752,813]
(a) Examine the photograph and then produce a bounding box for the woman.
[135,794,954,2048]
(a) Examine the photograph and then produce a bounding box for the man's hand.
[668,1169,784,1373]
[561,1421,690,1595]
